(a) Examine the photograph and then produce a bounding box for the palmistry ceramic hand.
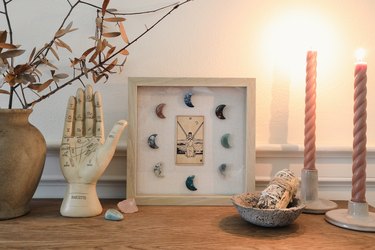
[59,85,127,217]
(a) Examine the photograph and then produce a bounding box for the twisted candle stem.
[352,64,367,203]
[304,51,317,170]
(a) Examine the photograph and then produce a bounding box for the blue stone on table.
[104,209,124,221]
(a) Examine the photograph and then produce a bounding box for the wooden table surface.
[0,199,374,249]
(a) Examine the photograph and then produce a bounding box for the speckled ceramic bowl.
[232,192,305,227]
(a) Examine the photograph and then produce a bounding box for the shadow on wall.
[268,63,300,175]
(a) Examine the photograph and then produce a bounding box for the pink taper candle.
[304,51,317,170]
[352,50,367,203]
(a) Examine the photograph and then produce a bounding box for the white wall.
[3,0,375,205]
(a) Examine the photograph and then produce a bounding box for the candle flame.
[355,48,366,62]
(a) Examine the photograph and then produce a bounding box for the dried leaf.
[0,31,7,43]
[13,64,32,75]
[14,76,24,84]
[0,49,25,59]
[81,61,88,78]
[92,71,98,83]
[93,72,109,83]
[119,22,129,44]
[55,39,72,53]
[80,47,96,60]
[65,21,73,31]
[50,46,60,61]
[0,31,7,52]
[102,32,120,38]
[104,58,118,72]
[102,39,109,48]
[0,43,18,49]
[28,79,54,92]
[66,28,78,34]
[29,47,36,62]
[0,89,10,95]
[41,58,58,70]
[91,59,98,66]
[21,74,37,83]
[96,17,102,28]
[53,73,69,79]
[4,73,15,85]
[89,50,99,63]
[55,22,77,38]
[120,49,129,56]
[107,43,114,50]
[70,57,81,67]
[102,0,110,15]
[105,46,116,59]
[55,29,66,38]
[104,17,126,22]
[96,39,103,53]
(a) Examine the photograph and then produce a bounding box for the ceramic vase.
[0,109,46,219]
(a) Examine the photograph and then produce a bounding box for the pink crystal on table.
[117,198,139,213]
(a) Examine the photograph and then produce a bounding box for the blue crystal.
[104,209,124,221]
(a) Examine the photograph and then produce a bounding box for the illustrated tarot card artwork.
[176,115,204,165]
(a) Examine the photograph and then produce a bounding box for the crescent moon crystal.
[185,175,197,191]
[184,92,194,108]
[218,163,227,176]
[155,103,166,119]
[215,104,226,119]
[148,134,159,149]
[220,133,232,148]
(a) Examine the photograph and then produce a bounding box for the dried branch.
[0,0,192,109]
[26,0,192,108]
[79,1,178,16]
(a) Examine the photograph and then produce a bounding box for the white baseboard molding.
[35,176,375,206]
[35,144,375,206]
[34,176,126,199]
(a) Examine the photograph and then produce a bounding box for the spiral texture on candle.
[352,64,367,203]
[304,51,317,170]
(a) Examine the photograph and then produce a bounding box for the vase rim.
[0,109,32,114]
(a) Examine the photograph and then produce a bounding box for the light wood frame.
[127,77,256,205]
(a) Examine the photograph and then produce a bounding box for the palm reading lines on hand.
[61,137,99,168]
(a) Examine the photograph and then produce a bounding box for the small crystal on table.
[117,198,139,213]
[104,209,124,221]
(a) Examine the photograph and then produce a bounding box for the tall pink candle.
[352,51,367,203]
[304,50,317,170]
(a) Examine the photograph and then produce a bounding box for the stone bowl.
[231,192,305,227]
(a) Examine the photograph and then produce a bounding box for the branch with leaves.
[0,0,192,109]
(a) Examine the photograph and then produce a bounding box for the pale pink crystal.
[117,198,139,213]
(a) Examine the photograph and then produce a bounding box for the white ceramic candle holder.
[300,169,337,214]
[325,201,375,232]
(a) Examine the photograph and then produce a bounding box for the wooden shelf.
[0,199,374,249]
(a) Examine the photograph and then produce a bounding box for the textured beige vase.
[0,109,46,220]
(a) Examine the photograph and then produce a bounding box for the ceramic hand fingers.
[63,96,75,138]
[62,85,103,139]
[94,91,104,143]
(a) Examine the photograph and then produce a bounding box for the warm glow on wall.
[261,7,339,79]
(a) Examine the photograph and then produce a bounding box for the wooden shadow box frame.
[127,77,255,205]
